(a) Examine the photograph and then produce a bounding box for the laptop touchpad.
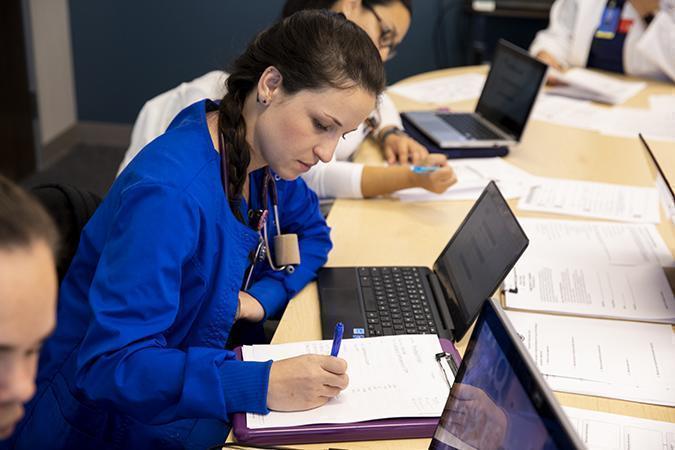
[320,288,364,340]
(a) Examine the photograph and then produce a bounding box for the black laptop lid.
[475,40,548,140]
[432,181,528,341]
[429,299,584,449]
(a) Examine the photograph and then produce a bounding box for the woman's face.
[339,1,411,61]
[254,86,376,180]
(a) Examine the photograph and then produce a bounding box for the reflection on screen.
[476,42,546,139]
[429,317,560,450]
[434,183,527,324]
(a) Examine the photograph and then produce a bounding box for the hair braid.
[218,75,253,223]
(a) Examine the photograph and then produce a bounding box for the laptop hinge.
[477,112,516,141]
[427,272,455,339]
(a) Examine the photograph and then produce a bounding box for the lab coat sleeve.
[529,0,579,67]
[631,9,675,82]
[75,183,271,424]
[300,154,365,199]
[246,179,332,319]
[375,93,404,131]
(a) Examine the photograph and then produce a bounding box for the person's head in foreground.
[0,176,57,440]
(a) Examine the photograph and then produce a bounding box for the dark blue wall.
[68,1,545,124]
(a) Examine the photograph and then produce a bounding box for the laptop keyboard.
[358,267,438,336]
[439,114,503,140]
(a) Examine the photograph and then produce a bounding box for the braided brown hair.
[218,9,385,222]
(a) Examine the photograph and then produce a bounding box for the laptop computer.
[429,298,584,450]
[639,133,675,225]
[318,181,529,342]
[402,39,547,149]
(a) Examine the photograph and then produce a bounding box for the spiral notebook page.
[242,335,450,429]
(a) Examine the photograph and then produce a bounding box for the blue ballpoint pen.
[410,165,439,174]
[330,322,344,357]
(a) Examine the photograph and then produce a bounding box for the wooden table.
[233,67,675,449]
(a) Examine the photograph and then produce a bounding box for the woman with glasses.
[118,0,457,200]
[5,10,384,450]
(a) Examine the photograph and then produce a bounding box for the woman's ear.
[257,66,283,105]
[334,0,362,20]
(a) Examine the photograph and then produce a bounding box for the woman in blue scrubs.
[6,10,385,450]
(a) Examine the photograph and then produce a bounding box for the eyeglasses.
[364,4,399,61]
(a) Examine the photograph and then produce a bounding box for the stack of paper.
[504,218,674,322]
[518,177,660,223]
[387,73,486,104]
[597,107,675,142]
[506,311,675,406]
[394,158,536,202]
[531,95,607,131]
[505,259,674,323]
[548,68,646,105]
[563,407,675,450]
[242,335,450,428]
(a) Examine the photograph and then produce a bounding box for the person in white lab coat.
[118,0,458,199]
[530,0,675,82]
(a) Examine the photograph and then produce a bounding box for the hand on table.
[381,129,429,164]
[413,157,457,194]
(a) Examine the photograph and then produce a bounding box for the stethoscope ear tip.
[285,265,295,274]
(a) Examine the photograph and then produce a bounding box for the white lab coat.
[530,0,675,82]
[118,71,403,199]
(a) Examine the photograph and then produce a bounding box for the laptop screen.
[433,181,528,341]
[475,40,547,140]
[639,134,675,223]
[429,300,583,450]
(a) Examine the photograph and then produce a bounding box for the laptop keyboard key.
[362,288,377,311]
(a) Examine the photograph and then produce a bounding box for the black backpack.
[31,184,101,281]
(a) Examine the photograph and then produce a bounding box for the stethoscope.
[218,130,300,291]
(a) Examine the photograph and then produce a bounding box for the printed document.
[388,73,486,104]
[531,95,607,131]
[512,218,673,267]
[506,311,675,406]
[242,334,450,428]
[563,406,675,450]
[547,68,646,105]
[394,158,536,202]
[504,259,675,323]
[650,94,675,113]
[598,107,675,142]
[518,178,660,223]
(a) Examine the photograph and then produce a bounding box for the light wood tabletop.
[229,67,675,449]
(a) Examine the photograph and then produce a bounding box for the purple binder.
[231,338,460,446]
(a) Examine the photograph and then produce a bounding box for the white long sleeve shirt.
[118,71,403,198]
[530,0,675,82]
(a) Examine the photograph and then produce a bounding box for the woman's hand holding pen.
[267,355,349,411]
[412,155,458,194]
[236,291,265,322]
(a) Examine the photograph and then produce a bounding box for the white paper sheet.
[649,94,675,113]
[506,311,675,406]
[598,107,675,142]
[505,259,675,323]
[513,218,673,267]
[563,406,675,450]
[548,68,646,105]
[394,158,536,202]
[531,95,607,131]
[243,335,450,428]
[387,73,486,104]
[518,178,660,223]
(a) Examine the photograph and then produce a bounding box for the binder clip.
[436,352,459,389]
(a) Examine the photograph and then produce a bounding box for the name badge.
[596,1,622,39]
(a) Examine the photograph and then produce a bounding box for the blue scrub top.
[4,100,332,450]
